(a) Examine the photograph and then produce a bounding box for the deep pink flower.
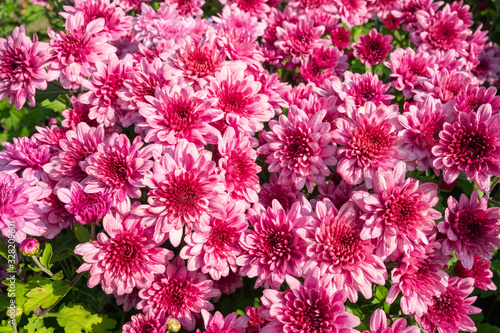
[260,268,361,333]
[75,209,172,295]
[180,200,247,280]
[259,107,336,192]
[455,85,500,115]
[0,26,48,110]
[316,172,353,210]
[79,54,134,127]
[363,308,420,333]
[300,45,349,85]
[432,104,500,191]
[197,310,248,333]
[473,42,500,85]
[221,0,270,19]
[335,0,370,27]
[454,256,497,291]
[399,0,441,31]
[0,173,50,242]
[138,85,222,147]
[245,306,268,333]
[19,238,40,256]
[353,29,393,68]
[301,200,387,302]
[237,201,310,289]
[258,173,303,211]
[416,277,481,333]
[137,256,221,332]
[334,102,408,188]
[61,97,101,129]
[438,190,500,269]
[36,179,72,239]
[140,140,226,247]
[352,162,441,259]
[122,313,168,333]
[329,26,351,49]
[416,69,471,104]
[211,271,243,298]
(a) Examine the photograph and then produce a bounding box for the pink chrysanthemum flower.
[432,104,500,191]
[455,85,500,115]
[0,173,49,242]
[275,19,328,64]
[416,69,471,104]
[36,179,72,239]
[140,140,226,247]
[438,190,500,269]
[164,0,204,16]
[335,0,370,27]
[352,162,441,259]
[0,136,53,180]
[329,26,351,49]
[416,277,481,333]
[207,66,272,135]
[258,173,303,211]
[386,241,449,316]
[399,0,441,31]
[221,0,270,19]
[334,102,408,188]
[138,84,222,147]
[300,200,387,302]
[75,209,172,295]
[211,271,243,298]
[197,310,248,333]
[122,313,168,333]
[258,107,336,193]
[217,127,261,204]
[412,4,471,55]
[61,97,100,129]
[43,123,105,186]
[57,181,112,226]
[454,256,497,291]
[80,54,133,127]
[399,96,455,172]
[46,14,116,90]
[245,306,268,333]
[61,0,132,41]
[335,71,394,116]
[261,268,361,333]
[473,42,500,85]
[83,134,153,209]
[353,28,393,68]
[0,25,48,110]
[237,200,310,289]
[180,200,247,280]
[137,256,221,332]
[363,308,420,333]
[316,172,353,210]
[385,47,435,99]
[299,45,349,85]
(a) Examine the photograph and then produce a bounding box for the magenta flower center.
[428,290,462,321]
[428,21,459,50]
[208,227,231,249]
[284,296,331,332]
[218,89,247,115]
[260,228,291,260]
[154,278,189,312]
[448,126,492,164]
[352,82,381,107]
[1,49,27,80]
[186,50,215,77]
[318,222,362,266]
[161,97,198,131]
[72,191,109,224]
[98,73,124,106]
[155,173,205,218]
[106,231,146,275]
[284,131,312,163]
[291,30,314,51]
[92,151,130,187]
[452,211,491,242]
[383,193,421,232]
[349,122,395,166]
[53,33,87,63]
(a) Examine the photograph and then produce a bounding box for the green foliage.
[20,316,54,333]
[51,303,116,333]
[23,277,71,313]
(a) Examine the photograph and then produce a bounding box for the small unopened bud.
[19,238,40,256]
[166,318,181,332]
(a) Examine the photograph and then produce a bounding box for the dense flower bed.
[1,0,500,331]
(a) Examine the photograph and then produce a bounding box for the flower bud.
[166,318,181,332]
[19,238,40,256]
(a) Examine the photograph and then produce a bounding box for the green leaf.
[0,320,15,333]
[476,324,500,333]
[34,82,70,103]
[74,224,90,243]
[50,271,64,281]
[53,303,116,333]
[39,243,53,270]
[23,277,71,313]
[19,316,54,333]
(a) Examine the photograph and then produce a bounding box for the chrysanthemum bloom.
[164,0,204,16]
[412,4,471,55]
[138,84,222,147]
[0,173,50,242]
[438,189,500,269]
[0,136,53,180]
[455,85,500,115]
[140,140,226,247]
[217,127,261,204]
[300,200,387,302]
[353,29,393,68]
[416,69,471,104]
[75,209,172,295]
[207,66,272,135]
[46,14,116,90]
[137,256,221,332]
[432,104,500,191]
[385,47,435,99]
[19,238,40,257]
[83,134,153,210]
[0,25,48,110]
[258,173,303,211]
[329,26,351,49]
[261,268,361,333]
[61,97,100,129]
[43,123,105,186]
[352,162,441,259]
[335,0,370,27]
[454,256,497,291]
[383,13,401,30]
[334,102,408,188]
[416,277,481,333]
[197,310,248,333]
[399,0,441,31]
[122,313,168,333]
[300,45,349,85]
[386,241,449,316]
[473,42,500,85]
[275,19,328,64]
[211,271,243,299]
[79,53,133,127]
[259,107,336,192]
[335,71,394,116]
[245,306,268,333]
[316,172,353,210]
[36,179,72,239]
[180,200,247,280]
[363,308,420,333]
[220,0,270,19]
[237,200,310,289]
[61,0,132,41]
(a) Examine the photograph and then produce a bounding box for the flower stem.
[91,223,96,241]
[31,256,53,277]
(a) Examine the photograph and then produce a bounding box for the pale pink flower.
[454,256,497,291]
[164,0,204,16]
[197,310,248,333]
[473,42,500,85]
[237,200,310,289]
[399,0,441,31]
[221,0,270,19]
[363,308,420,333]
[0,26,48,110]
[137,256,221,332]
[415,69,471,104]
[353,28,393,68]
[260,268,360,333]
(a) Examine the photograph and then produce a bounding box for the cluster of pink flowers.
[2,0,500,331]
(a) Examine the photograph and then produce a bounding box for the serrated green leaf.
[74,224,90,243]
[19,316,54,333]
[50,271,64,281]
[34,83,70,103]
[39,243,53,270]
[0,320,15,332]
[53,303,116,333]
[23,278,71,313]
